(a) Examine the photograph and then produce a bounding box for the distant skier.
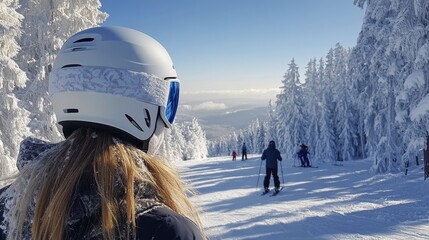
[261,141,282,193]
[297,144,310,167]
[232,150,237,161]
[241,143,248,160]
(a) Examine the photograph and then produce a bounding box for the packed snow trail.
[175,155,429,240]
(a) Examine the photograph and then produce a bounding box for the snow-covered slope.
[175,155,429,240]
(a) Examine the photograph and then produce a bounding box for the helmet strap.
[141,140,149,152]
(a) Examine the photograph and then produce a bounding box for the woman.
[0,26,204,239]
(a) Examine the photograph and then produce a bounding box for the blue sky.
[100,0,364,103]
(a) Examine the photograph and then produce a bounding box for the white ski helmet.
[49,26,180,151]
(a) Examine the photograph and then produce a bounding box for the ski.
[293,165,319,168]
[261,190,270,196]
[270,187,283,196]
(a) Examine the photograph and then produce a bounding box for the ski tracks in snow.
[175,155,429,240]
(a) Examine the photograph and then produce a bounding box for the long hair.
[7,128,202,239]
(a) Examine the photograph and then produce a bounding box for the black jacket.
[0,195,202,240]
[0,137,203,240]
[261,142,282,169]
[136,206,202,240]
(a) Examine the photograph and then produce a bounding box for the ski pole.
[308,153,313,167]
[280,161,285,186]
[294,154,296,167]
[256,160,263,191]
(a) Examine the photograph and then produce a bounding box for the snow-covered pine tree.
[370,0,403,173]
[353,0,367,9]
[256,121,266,153]
[395,0,429,168]
[160,118,209,160]
[350,0,429,172]
[236,131,245,155]
[332,44,358,161]
[181,118,208,160]
[248,118,265,154]
[0,0,31,178]
[210,134,234,157]
[159,123,187,161]
[264,100,279,147]
[350,0,389,170]
[303,59,320,162]
[244,127,254,154]
[348,44,369,160]
[15,0,107,141]
[313,58,326,161]
[318,50,336,162]
[275,59,306,158]
[229,131,239,156]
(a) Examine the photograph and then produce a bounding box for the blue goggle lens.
[166,81,180,124]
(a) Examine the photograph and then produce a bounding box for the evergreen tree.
[15,0,107,141]
[275,59,306,157]
[0,0,31,177]
[236,131,245,156]
[181,118,208,160]
[264,100,278,146]
[319,49,336,162]
[230,131,239,156]
[350,0,429,172]
[256,122,266,153]
[332,44,357,161]
[303,59,319,163]
[313,58,326,161]
[249,119,265,153]
[395,0,429,167]
[159,124,186,162]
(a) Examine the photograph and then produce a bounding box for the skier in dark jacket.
[261,141,283,193]
[0,26,204,240]
[298,144,310,167]
[241,143,248,160]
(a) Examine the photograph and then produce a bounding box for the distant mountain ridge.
[175,102,268,140]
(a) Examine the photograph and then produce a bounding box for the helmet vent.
[144,109,151,128]
[73,38,94,43]
[62,64,82,68]
[125,114,144,132]
[71,47,86,52]
[64,108,79,113]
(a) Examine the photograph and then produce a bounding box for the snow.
[411,94,429,122]
[174,155,429,240]
[404,70,425,90]
[1,152,428,239]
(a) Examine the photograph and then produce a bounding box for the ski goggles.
[49,66,180,125]
[165,79,180,125]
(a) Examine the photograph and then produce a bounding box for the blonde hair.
[8,128,202,239]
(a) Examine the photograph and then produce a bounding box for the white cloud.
[180,88,280,108]
[181,104,192,110]
[183,88,280,96]
[181,88,281,105]
[183,101,228,111]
